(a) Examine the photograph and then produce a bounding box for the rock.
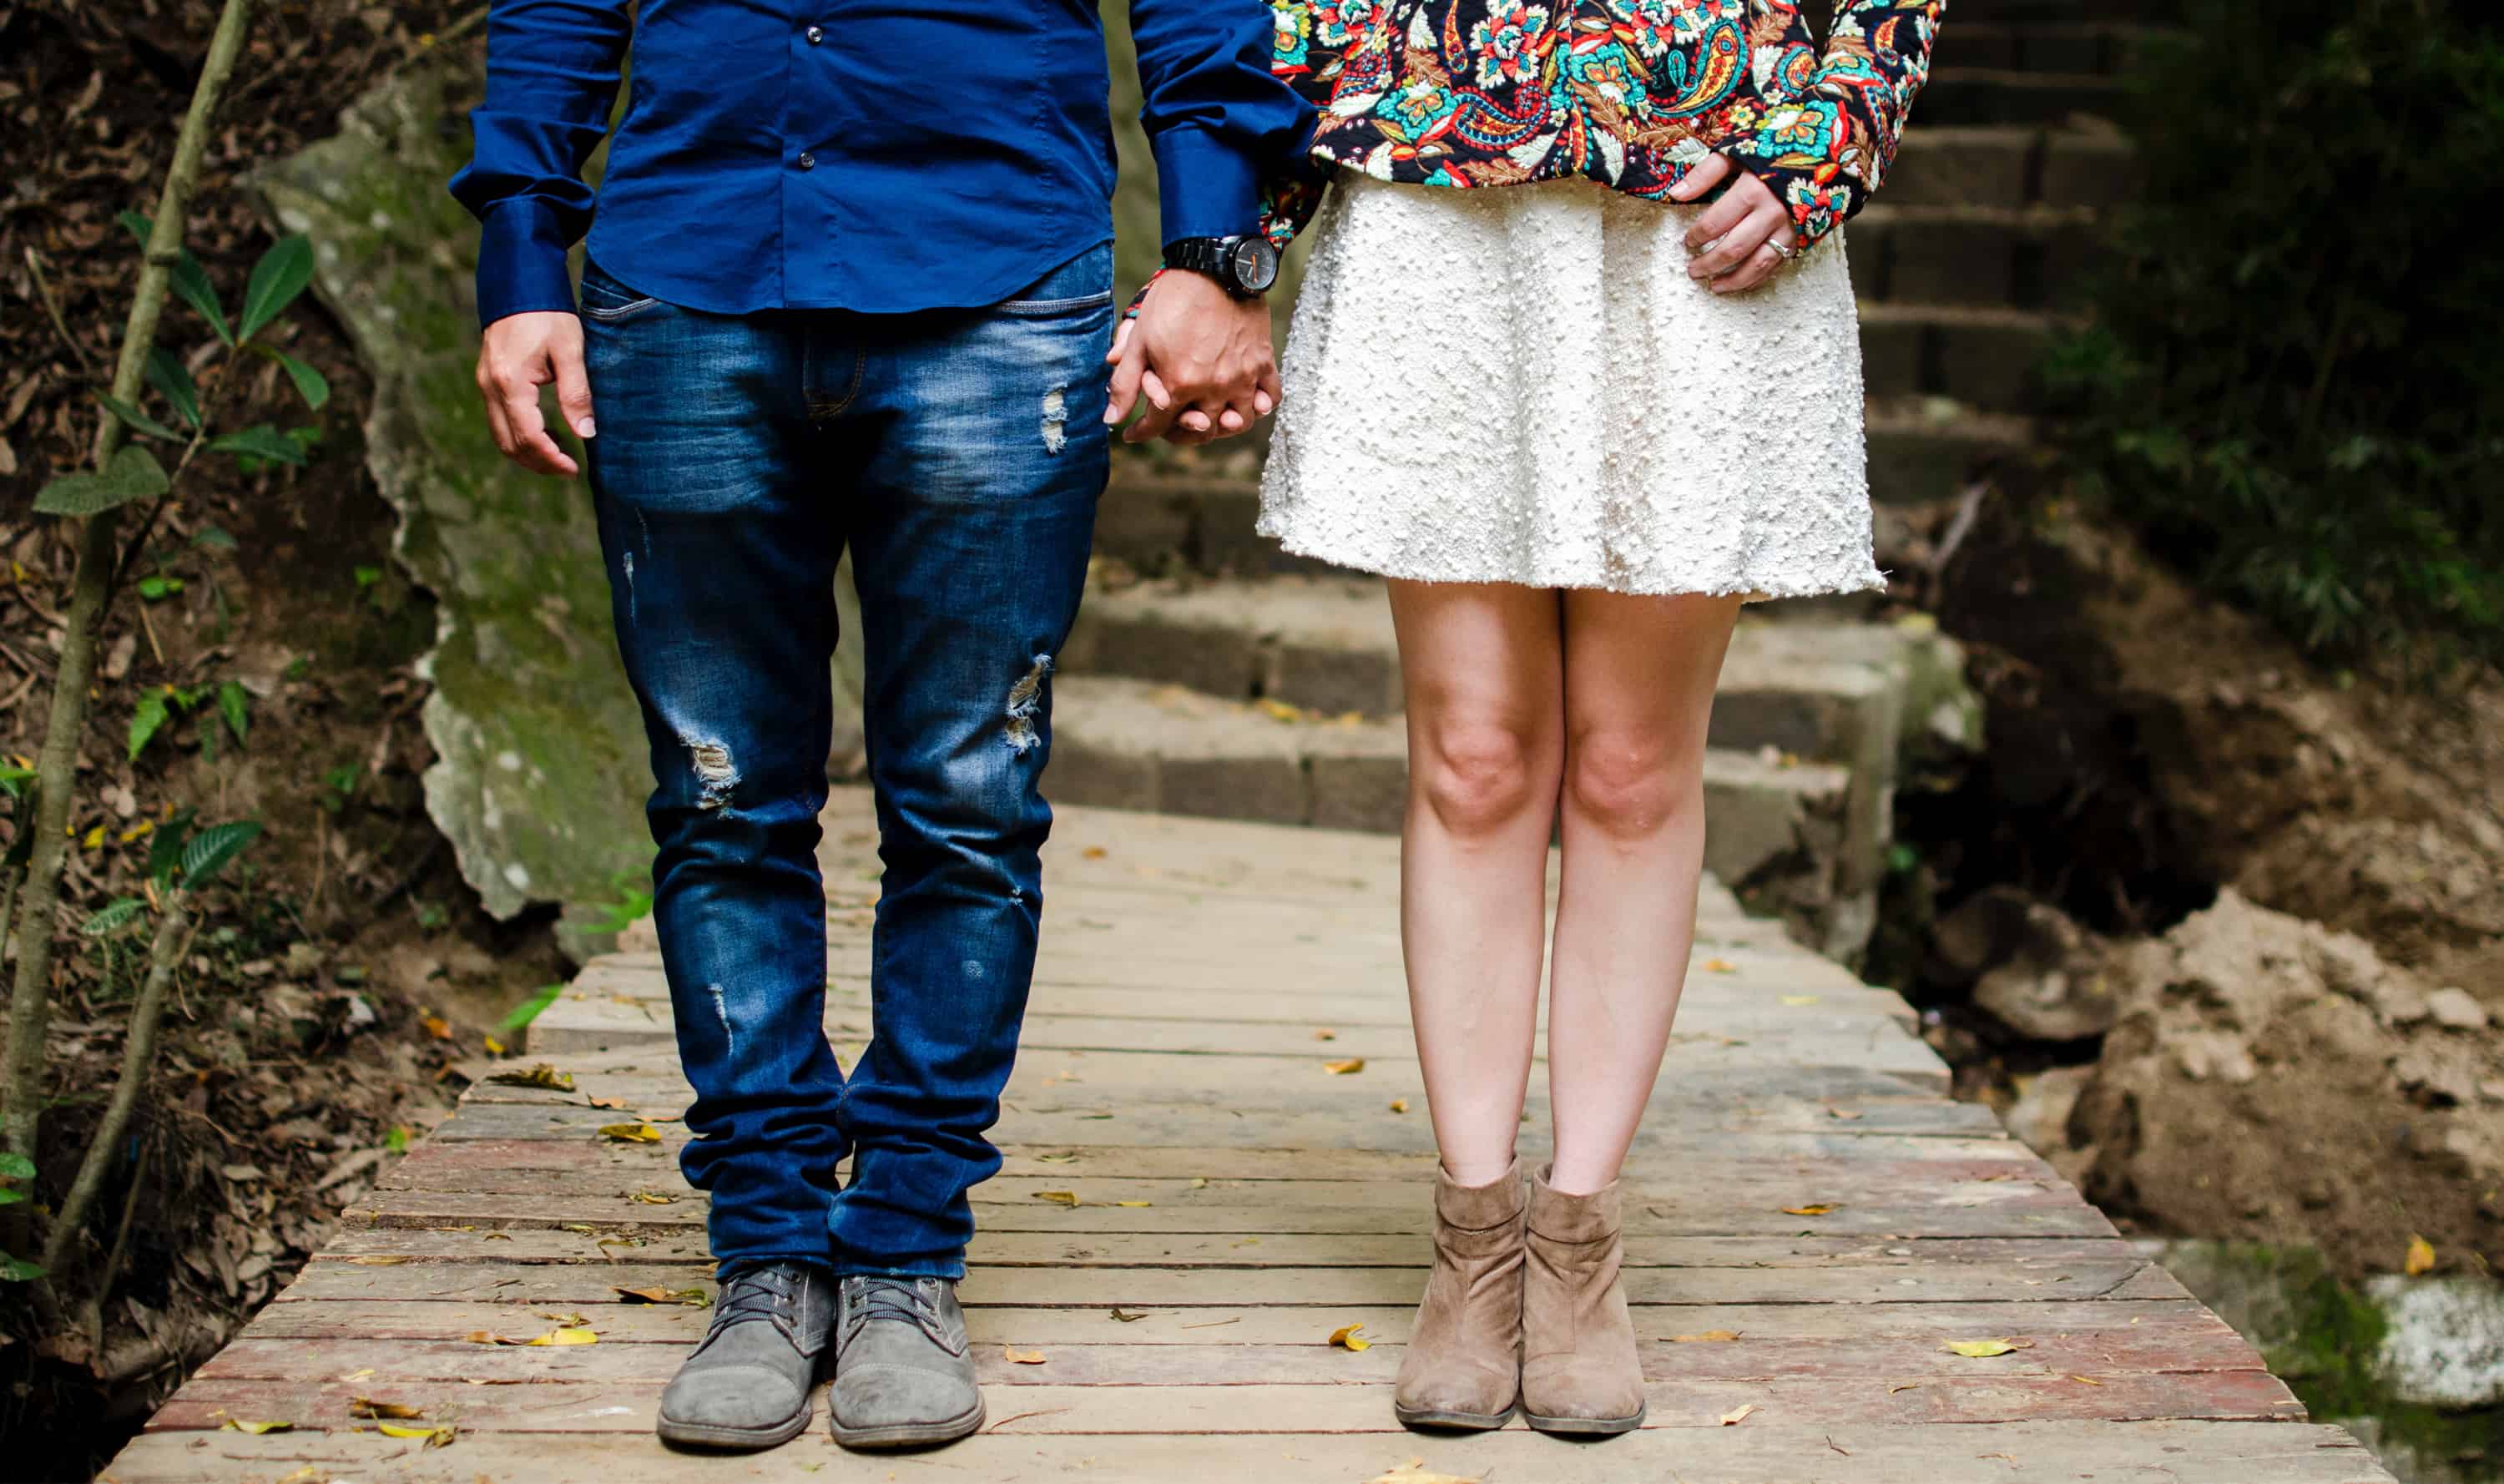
[2001,1063,2096,1183]
[2365,1275,2504,1410]
[1967,899,2118,1042]
[1925,884,2036,988]
[2428,987,2489,1031]
[259,60,654,959]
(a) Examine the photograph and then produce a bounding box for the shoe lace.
[708,1264,800,1339]
[843,1275,937,1341]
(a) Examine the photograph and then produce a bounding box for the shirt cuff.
[1150,126,1262,247]
[473,198,581,327]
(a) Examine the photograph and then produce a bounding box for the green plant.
[497,984,567,1033]
[2045,0,2504,665]
[319,763,361,814]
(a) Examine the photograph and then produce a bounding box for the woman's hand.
[1668,155,1798,295]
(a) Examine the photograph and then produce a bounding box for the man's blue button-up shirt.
[448,0,1316,326]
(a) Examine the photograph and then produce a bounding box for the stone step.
[1847,203,2103,310]
[1866,396,2038,506]
[1918,68,2123,127]
[1942,22,2173,76]
[1044,674,1871,953]
[1858,301,2068,415]
[1883,124,2142,214]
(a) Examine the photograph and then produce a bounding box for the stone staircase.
[1053,0,2142,961]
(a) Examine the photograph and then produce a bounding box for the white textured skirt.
[1260,174,1885,601]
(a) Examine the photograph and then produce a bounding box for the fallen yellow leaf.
[528,1327,598,1346]
[1701,957,1736,973]
[1328,1324,1371,1352]
[1362,1461,1481,1484]
[482,1035,506,1056]
[1668,1330,1742,1343]
[376,1421,456,1447]
[2071,1374,2103,1386]
[351,1398,426,1420]
[1255,698,1305,723]
[2406,1234,2436,1275]
[598,1123,662,1143]
[1313,1027,1338,1041]
[1942,1339,2029,1358]
[420,1013,454,1041]
[1081,846,1108,859]
[81,825,104,851]
[1718,1403,1758,1426]
[1890,1381,1921,1394]
[1323,1057,1366,1075]
[1034,1190,1080,1206]
[1387,1098,1409,1113]
[1828,1108,1864,1121]
[222,1420,292,1435]
[612,1285,709,1306]
[1781,1204,1836,1216]
[1002,1346,1048,1365]
[626,1191,679,1205]
[586,1095,628,1109]
[1114,1199,1154,1208]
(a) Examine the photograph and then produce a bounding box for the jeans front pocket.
[578,259,667,323]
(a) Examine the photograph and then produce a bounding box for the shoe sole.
[829,1394,987,1450]
[1522,1404,1647,1436]
[1394,1401,1519,1431]
[656,1402,815,1451]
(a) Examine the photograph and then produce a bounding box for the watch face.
[1229,236,1280,293]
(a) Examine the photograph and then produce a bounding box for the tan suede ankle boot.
[1391,1157,1525,1430]
[1519,1164,1644,1435]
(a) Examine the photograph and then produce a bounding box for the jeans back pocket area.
[578,260,667,323]
[994,241,1117,318]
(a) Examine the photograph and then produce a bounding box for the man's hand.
[477,310,594,477]
[1669,155,1800,295]
[1103,270,1280,445]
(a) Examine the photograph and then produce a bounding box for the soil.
[1879,483,2504,1285]
[1,3,568,1476]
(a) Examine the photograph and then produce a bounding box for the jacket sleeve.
[1130,0,1321,249]
[446,0,633,326]
[1719,0,1945,255]
[1251,0,1353,250]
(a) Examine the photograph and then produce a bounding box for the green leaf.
[239,235,315,342]
[36,444,171,518]
[98,394,182,443]
[218,680,250,747]
[179,820,262,890]
[0,1254,45,1282]
[0,1152,33,1180]
[209,425,308,467]
[148,807,196,886]
[145,347,201,428]
[120,210,232,346]
[0,1189,22,1206]
[129,689,171,760]
[497,984,566,1032]
[246,342,330,411]
[138,575,184,602]
[80,897,147,936]
[192,525,237,551]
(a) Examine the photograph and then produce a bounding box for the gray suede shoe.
[828,1275,985,1449]
[655,1262,832,1450]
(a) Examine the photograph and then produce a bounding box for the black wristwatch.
[1164,235,1280,299]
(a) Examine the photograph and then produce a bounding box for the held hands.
[1103,270,1280,445]
[1668,156,1799,295]
[477,310,594,477]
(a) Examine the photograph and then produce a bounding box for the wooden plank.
[147,1369,2307,1435]
[102,1422,2396,1484]
[240,1296,2241,1349]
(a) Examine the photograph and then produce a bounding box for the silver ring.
[1766,239,1795,262]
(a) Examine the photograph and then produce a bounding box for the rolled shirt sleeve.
[1129,0,1320,248]
[447,0,633,326]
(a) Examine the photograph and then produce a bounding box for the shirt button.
[805,24,823,43]
[797,152,815,171]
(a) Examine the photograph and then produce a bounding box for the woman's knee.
[1413,716,1557,836]
[1563,730,1699,839]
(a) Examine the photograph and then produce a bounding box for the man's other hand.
[1103,270,1280,446]
[477,310,594,477]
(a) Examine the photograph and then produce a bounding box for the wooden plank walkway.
[103,788,2393,1482]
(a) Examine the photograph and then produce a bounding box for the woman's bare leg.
[1386,578,1567,1187]
[1545,590,1744,1195]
